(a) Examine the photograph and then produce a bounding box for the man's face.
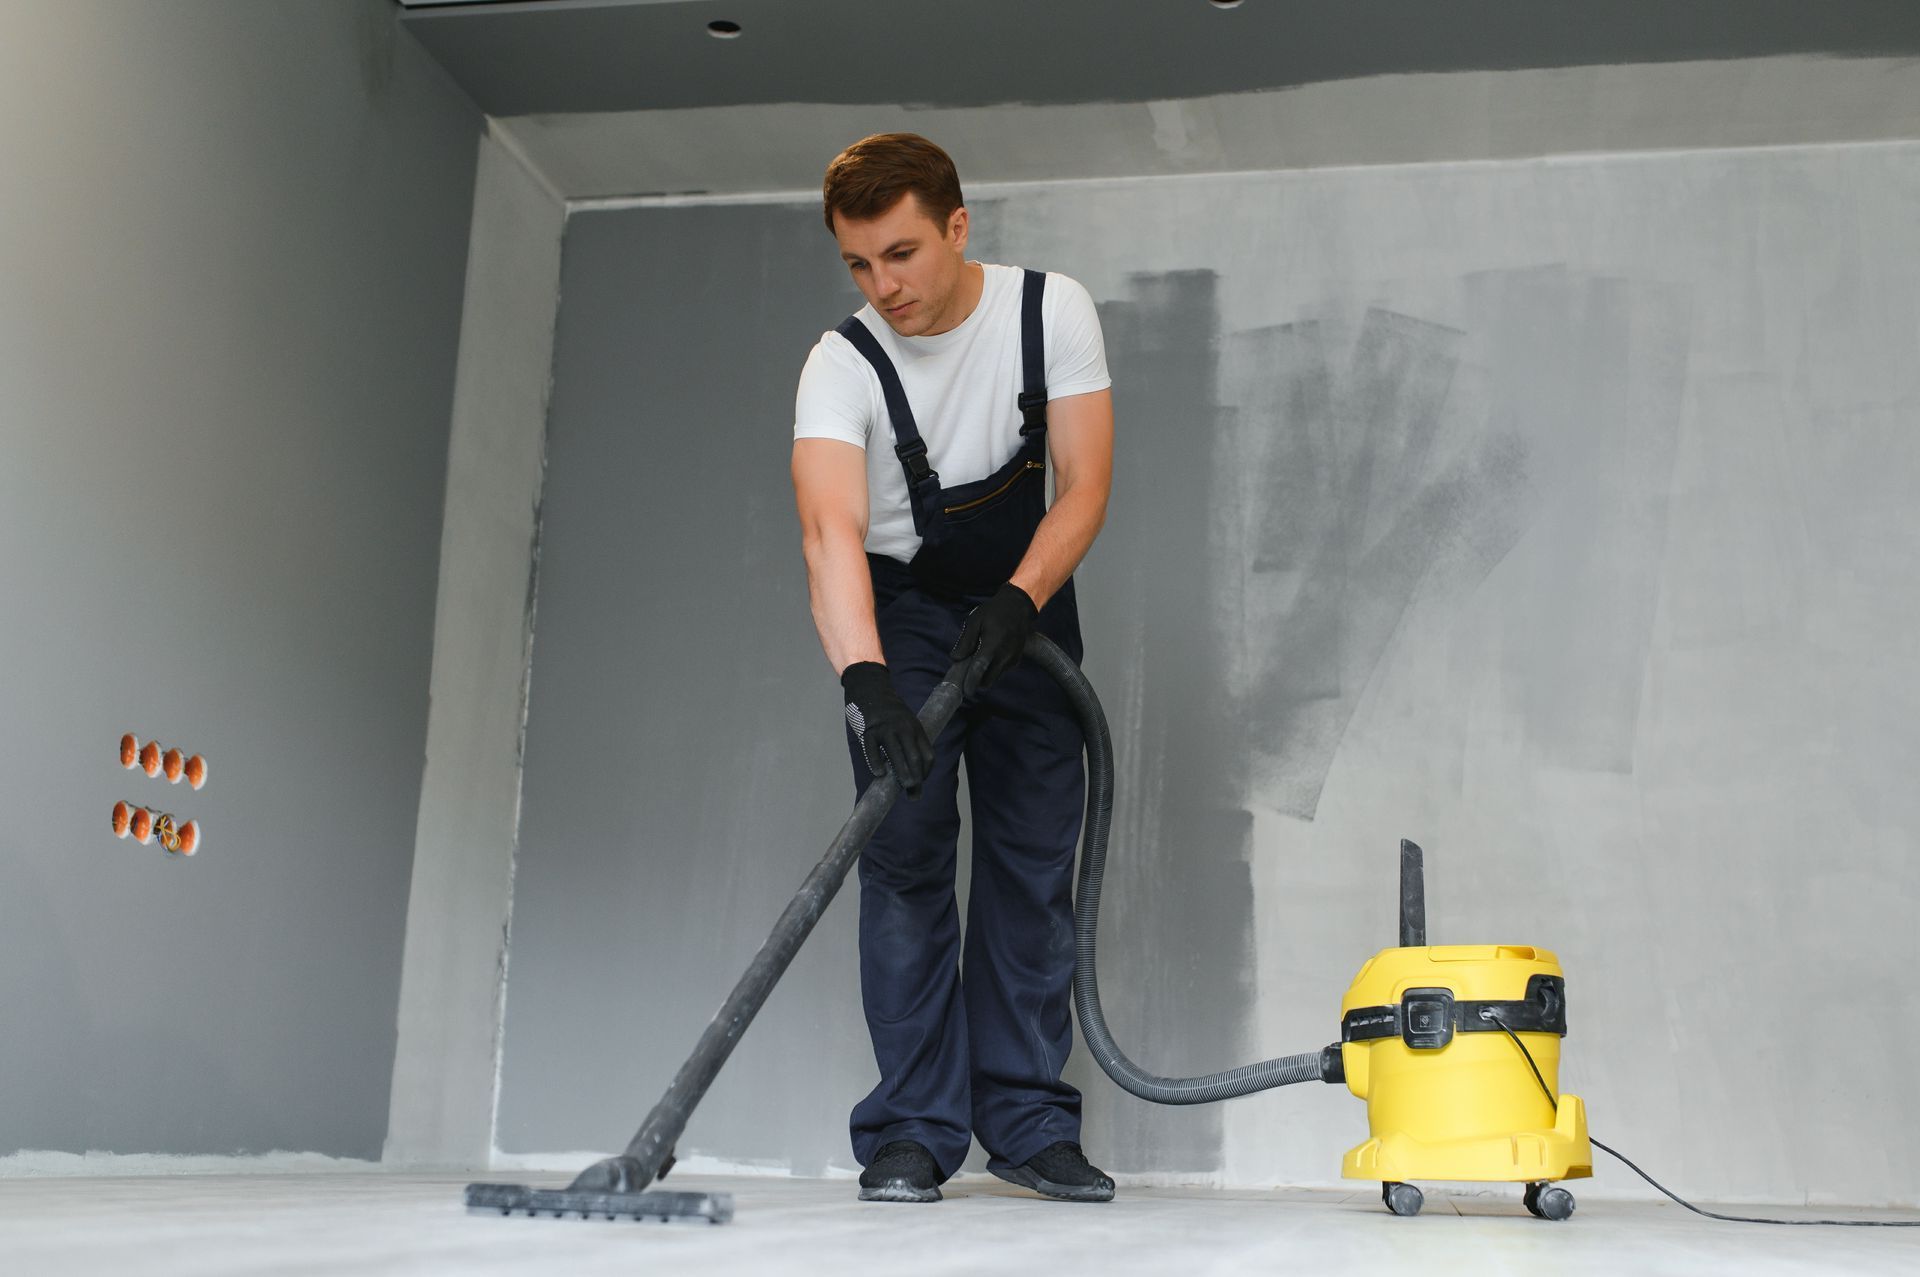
[832,194,971,337]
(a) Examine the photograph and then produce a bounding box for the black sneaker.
[990,1141,1116,1202]
[858,1139,943,1202]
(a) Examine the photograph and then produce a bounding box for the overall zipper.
[943,460,1044,515]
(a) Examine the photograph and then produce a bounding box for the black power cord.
[1482,1011,1920,1228]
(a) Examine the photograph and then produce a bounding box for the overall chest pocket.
[940,458,1044,525]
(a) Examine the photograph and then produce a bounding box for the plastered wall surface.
[983,151,1920,1206]
[383,131,565,1170]
[498,139,1920,1205]
[0,0,480,1161]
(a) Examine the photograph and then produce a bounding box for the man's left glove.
[950,582,1038,698]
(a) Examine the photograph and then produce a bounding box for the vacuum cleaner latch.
[1399,989,1456,1050]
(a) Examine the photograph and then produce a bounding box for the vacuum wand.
[466,661,971,1222]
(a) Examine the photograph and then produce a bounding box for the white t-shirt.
[793,262,1110,562]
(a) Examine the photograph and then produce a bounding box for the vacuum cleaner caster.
[1524,1181,1575,1221]
[1382,1181,1424,1217]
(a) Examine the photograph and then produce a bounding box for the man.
[791,134,1116,1204]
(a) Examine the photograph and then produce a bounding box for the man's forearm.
[1008,481,1108,611]
[802,526,886,674]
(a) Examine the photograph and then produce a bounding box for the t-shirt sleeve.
[1043,273,1112,401]
[793,333,874,448]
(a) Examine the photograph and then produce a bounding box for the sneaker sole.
[858,1180,942,1203]
[988,1164,1115,1203]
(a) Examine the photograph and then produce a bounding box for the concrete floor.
[2,1171,1915,1276]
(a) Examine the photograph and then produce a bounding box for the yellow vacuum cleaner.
[1051,641,1593,1221]
[1335,841,1590,1217]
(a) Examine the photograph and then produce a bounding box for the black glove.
[950,582,1038,698]
[840,662,934,797]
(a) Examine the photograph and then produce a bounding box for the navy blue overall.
[834,270,1087,1179]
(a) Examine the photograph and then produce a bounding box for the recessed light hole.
[707,19,742,38]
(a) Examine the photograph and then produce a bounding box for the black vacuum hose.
[1026,633,1335,1104]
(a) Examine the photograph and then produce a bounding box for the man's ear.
[948,206,969,251]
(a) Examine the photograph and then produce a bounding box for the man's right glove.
[840,661,934,798]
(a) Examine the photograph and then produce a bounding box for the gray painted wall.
[498,139,1920,1205]
[0,0,481,1161]
[493,204,875,1171]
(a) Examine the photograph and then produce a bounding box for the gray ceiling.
[400,0,1920,117]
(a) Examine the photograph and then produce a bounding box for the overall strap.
[834,315,940,534]
[1018,268,1048,436]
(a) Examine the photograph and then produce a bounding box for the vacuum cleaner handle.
[566,659,974,1198]
[1400,839,1426,948]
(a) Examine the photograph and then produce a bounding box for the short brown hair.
[821,133,964,234]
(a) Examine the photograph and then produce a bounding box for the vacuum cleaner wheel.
[1524,1181,1576,1221]
[1382,1181,1424,1216]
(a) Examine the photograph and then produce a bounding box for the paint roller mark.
[1071,271,1254,1174]
[1224,307,1530,818]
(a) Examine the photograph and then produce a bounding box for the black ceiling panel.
[399,0,1920,117]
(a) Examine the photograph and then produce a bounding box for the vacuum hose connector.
[1025,634,1336,1104]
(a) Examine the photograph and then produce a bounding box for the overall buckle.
[1017,390,1048,435]
[895,439,937,485]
